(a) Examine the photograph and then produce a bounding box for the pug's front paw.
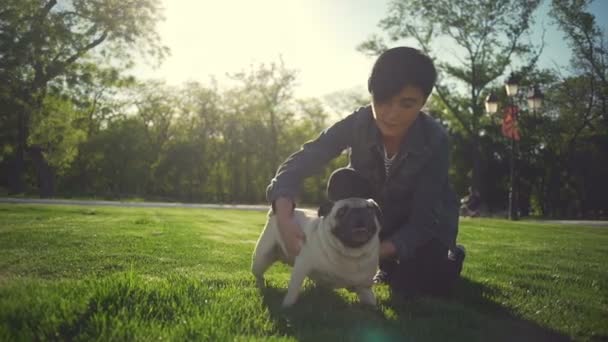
[255,276,265,288]
[355,287,377,306]
[281,293,298,308]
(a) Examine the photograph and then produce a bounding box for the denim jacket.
[266,105,459,260]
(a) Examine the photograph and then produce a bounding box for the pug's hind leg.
[354,287,377,306]
[252,243,278,288]
[282,259,309,308]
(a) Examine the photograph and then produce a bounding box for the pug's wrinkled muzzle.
[351,226,373,243]
[332,208,378,248]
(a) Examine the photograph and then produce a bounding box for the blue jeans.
[381,239,463,297]
[326,167,464,297]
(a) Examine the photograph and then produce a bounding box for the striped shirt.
[383,146,397,176]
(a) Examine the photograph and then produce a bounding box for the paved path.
[526,219,608,228]
[2,198,606,227]
[0,197,269,211]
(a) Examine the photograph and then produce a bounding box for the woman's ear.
[318,201,334,217]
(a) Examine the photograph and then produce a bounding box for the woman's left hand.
[379,240,397,260]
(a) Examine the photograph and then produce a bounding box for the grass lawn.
[0,204,606,341]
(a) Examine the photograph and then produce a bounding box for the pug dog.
[251,198,382,307]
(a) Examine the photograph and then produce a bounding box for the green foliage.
[359,0,544,207]
[1,0,607,217]
[0,0,167,195]
[355,0,608,217]
[527,0,608,217]
[359,0,543,104]
[0,204,606,340]
[323,87,371,120]
[48,62,348,204]
[28,94,87,173]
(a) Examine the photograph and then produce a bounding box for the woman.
[266,46,465,297]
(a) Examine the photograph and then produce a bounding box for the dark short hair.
[368,47,437,103]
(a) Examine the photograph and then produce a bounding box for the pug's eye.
[336,206,348,218]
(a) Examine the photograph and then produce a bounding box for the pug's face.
[320,198,382,248]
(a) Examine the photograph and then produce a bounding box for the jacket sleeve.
[265,108,364,204]
[388,133,455,260]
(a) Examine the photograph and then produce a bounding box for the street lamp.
[527,85,544,111]
[485,92,499,114]
[485,72,544,220]
[505,72,520,97]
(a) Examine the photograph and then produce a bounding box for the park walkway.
[1,197,606,227]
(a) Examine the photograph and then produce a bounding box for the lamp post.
[485,73,544,220]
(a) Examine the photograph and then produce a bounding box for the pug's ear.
[367,199,382,226]
[318,200,334,217]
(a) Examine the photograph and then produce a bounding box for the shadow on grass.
[259,277,571,342]
[260,284,393,341]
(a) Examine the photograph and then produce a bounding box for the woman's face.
[371,85,426,139]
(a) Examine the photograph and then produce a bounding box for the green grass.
[0,204,606,341]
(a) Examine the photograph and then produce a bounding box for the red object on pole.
[502,105,521,141]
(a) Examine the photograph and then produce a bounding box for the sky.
[131,0,608,100]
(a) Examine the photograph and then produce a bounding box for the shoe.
[448,244,466,262]
[373,269,390,284]
[448,244,466,276]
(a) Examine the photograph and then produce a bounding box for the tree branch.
[435,84,473,137]
[41,0,58,17]
[43,31,108,84]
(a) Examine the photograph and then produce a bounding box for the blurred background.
[1,0,606,219]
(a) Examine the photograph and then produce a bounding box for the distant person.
[460,186,481,217]
[266,47,465,298]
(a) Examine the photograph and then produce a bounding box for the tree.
[533,0,608,217]
[359,0,543,206]
[322,87,370,120]
[228,60,297,176]
[0,0,167,196]
[57,65,135,196]
[85,117,154,198]
[552,0,607,118]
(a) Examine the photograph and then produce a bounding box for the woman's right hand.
[275,197,305,258]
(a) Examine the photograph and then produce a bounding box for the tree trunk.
[243,153,249,203]
[10,84,48,196]
[7,154,24,195]
[9,109,29,194]
[28,146,54,198]
[470,136,483,204]
[269,111,278,175]
[547,168,561,218]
